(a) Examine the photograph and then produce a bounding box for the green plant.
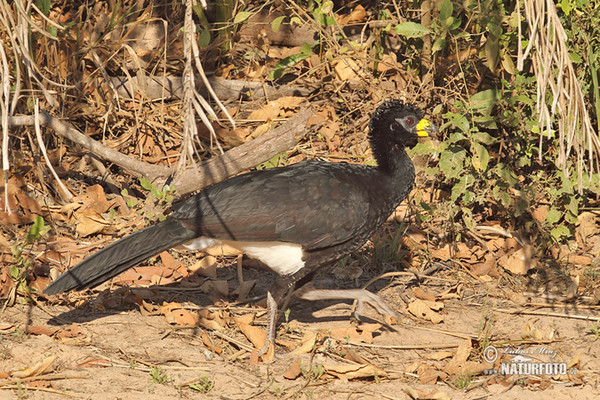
[122,178,175,223]
[589,323,600,340]
[269,382,284,397]
[454,373,472,389]
[300,360,324,380]
[149,366,169,385]
[10,216,50,298]
[188,375,214,393]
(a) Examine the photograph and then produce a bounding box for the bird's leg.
[256,274,298,356]
[294,282,398,320]
[257,291,278,357]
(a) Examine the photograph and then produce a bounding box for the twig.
[0,373,88,388]
[494,307,600,322]
[330,336,460,350]
[0,385,82,398]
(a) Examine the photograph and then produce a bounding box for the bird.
[44,100,437,355]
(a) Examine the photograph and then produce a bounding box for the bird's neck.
[371,144,416,206]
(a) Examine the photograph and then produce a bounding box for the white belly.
[182,237,305,276]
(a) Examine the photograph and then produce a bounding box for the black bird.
[45,100,437,354]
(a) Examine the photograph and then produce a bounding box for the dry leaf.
[327,323,381,344]
[197,309,225,331]
[26,325,60,336]
[238,322,266,349]
[521,321,543,340]
[201,331,222,354]
[567,351,581,369]
[323,362,386,380]
[333,58,364,81]
[413,287,437,301]
[160,302,200,326]
[407,299,444,323]
[424,351,455,361]
[337,5,366,24]
[288,329,317,356]
[0,323,14,331]
[419,368,448,384]
[498,246,536,275]
[234,280,256,300]
[189,256,218,278]
[12,355,57,378]
[235,313,255,325]
[283,359,302,379]
[565,275,579,300]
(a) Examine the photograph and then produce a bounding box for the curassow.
[45,100,437,354]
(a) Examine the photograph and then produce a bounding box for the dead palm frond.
[518,0,600,191]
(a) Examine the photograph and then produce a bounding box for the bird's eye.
[405,117,415,125]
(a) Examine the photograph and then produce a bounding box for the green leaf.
[550,225,571,242]
[439,146,467,180]
[198,29,211,47]
[151,187,163,199]
[267,51,311,80]
[36,0,51,15]
[27,216,49,243]
[446,113,470,133]
[271,16,285,32]
[545,208,562,225]
[393,22,431,38]
[485,36,500,73]
[471,142,490,172]
[468,89,500,111]
[10,265,20,280]
[472,131,497,145]
[451,175,473,202]
[439,0,453,22]
[140,177,153,191]
[432,37,446,52]
[233,11,252,24]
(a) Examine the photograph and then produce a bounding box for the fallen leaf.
[201,331,223,354]
[288,329,317,356]
[337,5,366,24]
[413,287,437,301]
[327,323,381,344]
[408,299,444,323]
[419,368,448,384]
[323,362,386,380]
[283,359,302,380]
[521,321,543,340]
[189,256,218,278]
[498,245,536,275]
[238,322,266,349]
[424,351,455,361]
[234,280,256,300]
[26,325,60,336]
[12,355,57,378]
[160,302,200,326]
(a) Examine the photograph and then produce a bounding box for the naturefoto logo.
[483,345,578,376]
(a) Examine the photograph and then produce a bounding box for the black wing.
[172,161,373,250]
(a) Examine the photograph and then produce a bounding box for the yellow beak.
[416,118,437,137]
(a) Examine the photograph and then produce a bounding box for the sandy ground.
[1,263,598,400]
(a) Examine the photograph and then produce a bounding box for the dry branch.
[107,76,310,101]
[8,108,313,196]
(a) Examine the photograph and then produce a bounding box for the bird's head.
[369,99,438,149]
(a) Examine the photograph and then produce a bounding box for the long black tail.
[44,218,197,295]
